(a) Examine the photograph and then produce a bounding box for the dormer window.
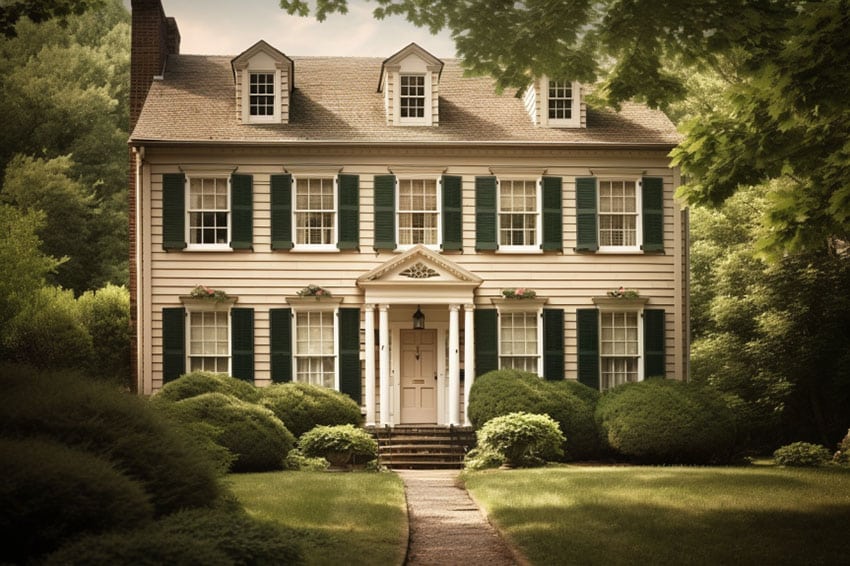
[249,72,275,117]
[379,43,443,127]
[231,40,293,125]
[399,74,426,120]
[547,80,576,122]
[525,77,584,128]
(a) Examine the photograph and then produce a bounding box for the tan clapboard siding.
[142,147,685,392]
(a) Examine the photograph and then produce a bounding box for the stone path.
[396,469,524,566]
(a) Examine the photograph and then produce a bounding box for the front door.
[400,329,438,424]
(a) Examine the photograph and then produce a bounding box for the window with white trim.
[599,179,639,248]
[398,178,439,247]
[294,176,336,249]
[295,310,336,388]
[188,311,229,373]
[399,74,426,119]
[187,176,229,248]
[499,311,540,373]
[600,311,640,390]
[249,72,275,117]
[543,78,580,128]
[499,179,539,249]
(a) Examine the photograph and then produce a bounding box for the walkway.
[396,469,524,566]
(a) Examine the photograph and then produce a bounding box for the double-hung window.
[399,74,426,120]
[187,176,230,249]
[544,79,580,128]
[498,178,540,251]
[398,178,439,247]
[598,179,639,249]
[600,311,640,390]
[188,310,230,373]
[294,176,336,250]
[249,72,275,117]
[499,310,541,373]
[294,310,336,388]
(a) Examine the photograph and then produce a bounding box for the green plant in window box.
[296,284,332,298]
[607,287,640,300]
[189,285,231,301]
[502,288,537,299]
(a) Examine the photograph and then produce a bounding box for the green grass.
[464,464,850,566]
[229,471,407,566]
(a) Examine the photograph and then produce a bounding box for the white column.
[448,304,461,426]
[463,303,475,426]
[379,304,391,425]
[364,304,376,426]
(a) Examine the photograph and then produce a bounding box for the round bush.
[476,412,565,468]
[596,379,737,464]
[774,442,832,467]
[151,371,261,404]
[0,366,224,516]
[260,382,363,438]
[0,437,154,564]
[298,424,378,467]
[169,393,295,472]
[468,369,601,460]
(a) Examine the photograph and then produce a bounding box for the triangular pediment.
[377,42,444,92]
[357,245,482,287]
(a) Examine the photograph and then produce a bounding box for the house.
[129,0,688,427]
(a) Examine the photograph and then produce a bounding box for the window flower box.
[501,288,537,300]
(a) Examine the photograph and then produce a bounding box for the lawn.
[464,464,850,566]
[229,471,407,566]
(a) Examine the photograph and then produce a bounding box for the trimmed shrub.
[463,446,506,471]
[168,393,295,472]
[0,437,154,564]
[0,365,224,515]
[596,379,738,464]
[774,442,832,467]
[285,448,330,471]
[151,370,261,404]
[468,369,601,460]
[298,424,378,468]
[78,284,131,386]
[475,412,564,468]
[260,382,363,438]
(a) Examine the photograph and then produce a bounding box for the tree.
[280,0,850,253]
[0,0,104,38]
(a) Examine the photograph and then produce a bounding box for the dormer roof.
[231,40,294,87]
[378,42,444,93]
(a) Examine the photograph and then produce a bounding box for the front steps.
[367,425,476,469]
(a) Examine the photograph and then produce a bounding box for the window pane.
[498,179,537,246]
[548,80,573,120]
[599,180,637,246]
[500,311,538,372]
[295,177,335,245]
[249,72,275,116]
[398,179,437,245]
[187,177,229,245]
[188,311,229,372]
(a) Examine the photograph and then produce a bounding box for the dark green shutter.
[475,176,498,251]
[474,309,498,376]
[269,308,292,383]
[576,308,600,390]
[230,174,253,250]
[162,307,185,383]
[373,175,396,250]
[575,177,598,252]
[541,176,563,251]
[230,308,254,381]
[641,177,665,252]
[338,308,361,402]
[542,308,565,380]
[644,309,666,378]
[441,175,462,251]
[270,174,293,250]
[162,173,186,250]
[337,174,360,250]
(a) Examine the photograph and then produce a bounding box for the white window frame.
[541,77,581,128]
[597,305,645,391]
[185,175,231,252]
[185,305,232,375]
[291,304,339,390]
[496,177,542,253]
[292,175,338,252]
[396,176,441,251]
[395,72,432,126]
[496,304,543,374]
[243,69,281,124]
[597,177,642,253]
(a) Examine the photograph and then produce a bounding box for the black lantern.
[412,305,425,329]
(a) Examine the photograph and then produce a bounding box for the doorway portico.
[357,245,482,426]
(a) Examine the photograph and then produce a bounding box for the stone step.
[367,425,477,469]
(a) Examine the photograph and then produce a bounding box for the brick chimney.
[129,0,179,393]
[130,0,180,130]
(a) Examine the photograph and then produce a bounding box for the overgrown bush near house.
[0,437,155,565]
[166,392,295,472]
[260,382,363,438]
[0,364,224,515]
[474,412,564,468]
[285,448,330,471]
[77,284,131,386]
[468,369,601,460]
[596,379,738,464]
[773,442,832,467]
[151,370,262,404]
[834,430,850,465]
[298,424,378,468]
[463,446,507,470]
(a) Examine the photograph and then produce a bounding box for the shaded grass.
[464,465,850,566]
[229,471,407,566]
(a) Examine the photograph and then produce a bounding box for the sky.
[127,0,457,57]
